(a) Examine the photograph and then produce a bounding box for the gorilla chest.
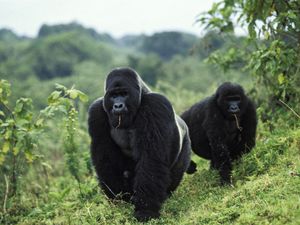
[225,121,239,142]
[110,129,135,157]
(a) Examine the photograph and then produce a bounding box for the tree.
[0,80,88,210]
[127,54,165,86]
[198,0,300,107]
[141,32,197,60]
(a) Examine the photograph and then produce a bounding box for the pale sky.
[0,0,216,38]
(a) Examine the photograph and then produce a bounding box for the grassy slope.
[1,122,299,225]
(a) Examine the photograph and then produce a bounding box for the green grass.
[1,124,299,225]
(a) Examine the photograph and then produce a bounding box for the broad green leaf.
[77,91,88,102]
[278,73,285,85]
[25,150,34,162]
[15,101,24,113]
[48,91,62,104]
[35,118,44,127]
[55,83,67,91]
[68,89,78,99]
[2,141,10,153]
[0,110,4,117]
[57,105,68,114]
[4,130,12,140]
[13,146,20,155]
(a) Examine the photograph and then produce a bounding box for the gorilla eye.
[119,91,127,97]
[110,91,128,98]
[110,93,118,98]
[226,96,241,101]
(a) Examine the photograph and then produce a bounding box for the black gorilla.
[88,67,191,221]
[182,82,257,184]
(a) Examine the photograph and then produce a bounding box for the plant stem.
[278,99,300,119]
[3,174,9,213]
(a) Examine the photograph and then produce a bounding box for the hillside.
[1,120,299,225]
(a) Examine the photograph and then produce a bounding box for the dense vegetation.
[0,1,299,223]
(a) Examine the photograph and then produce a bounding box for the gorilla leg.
[92,141,135,201]
[186,160,197,174]
[168,135,191,193]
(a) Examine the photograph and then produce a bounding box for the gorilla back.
[182,82,257,184]
[88,67,191,221]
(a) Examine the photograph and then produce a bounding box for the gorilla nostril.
[113,103,124,110]
[229,105,239,112]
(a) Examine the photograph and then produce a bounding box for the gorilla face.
[103,68,142,129]
[216,82,248,119]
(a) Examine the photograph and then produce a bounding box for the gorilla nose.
[113,103,125,112]
[229,105,239,113]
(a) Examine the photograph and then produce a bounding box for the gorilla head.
[216,82,248,120]
[103,68,150,129]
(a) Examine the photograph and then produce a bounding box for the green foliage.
[0,80,88,212]
[0,29,22,42]
[128,54,165,86]
[38,22,114,43]
[160,55,252,95]
[1,122,299,224]
[141,31,197,60]
[198,0,300,107]
[48,84,89,191]
[118,34,146,49]
[30,31,113,79]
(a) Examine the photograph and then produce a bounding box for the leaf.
[57,105,68,114]
[41,162,53,170]
[14,101,24,113]
[13,146,20,155]
[0,154,5,165]
[77,91,89,102]
[35,118,44,127]
[278,73,285,85]
[0,110,4,117]
[2,141,10,153]
[4,130,12,140]
[264,31,270,40]
[25,150,34,162]
[55,83,67,91]
[68,89,78,99]
[48,91,62,104]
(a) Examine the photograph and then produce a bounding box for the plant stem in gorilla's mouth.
[233,114,243,131]
[115,115,121,129]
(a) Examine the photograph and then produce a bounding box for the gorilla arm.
[131,93,175,220]
[88,98,133,199]
[204,101,232,184]
[237,100,257,154]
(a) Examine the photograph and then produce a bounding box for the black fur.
[88,67,191,221]
[182,82,257,184]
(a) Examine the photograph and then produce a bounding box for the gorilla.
[182,82,257,185]
[88,67,191,221]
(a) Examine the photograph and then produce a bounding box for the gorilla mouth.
[111,111,130,129]
[114,115,122,129]
[233,114,243,131]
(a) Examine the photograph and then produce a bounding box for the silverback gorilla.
[88,67,191,221]
[182,82,257,185]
